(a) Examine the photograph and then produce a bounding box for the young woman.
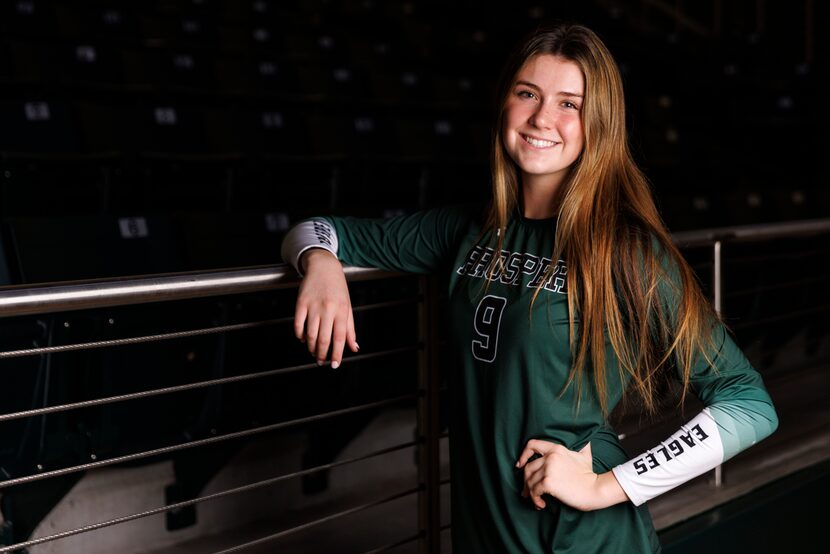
[281,23,778,553]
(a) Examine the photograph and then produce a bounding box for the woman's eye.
[517,90,536,99]
[562,101,579,110]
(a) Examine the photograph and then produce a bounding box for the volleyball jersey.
[281,205,778,553]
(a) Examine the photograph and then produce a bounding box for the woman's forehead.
[514,55,585,93]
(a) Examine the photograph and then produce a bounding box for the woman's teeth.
[523,135,557,148]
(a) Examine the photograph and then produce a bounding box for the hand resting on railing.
[294,248,359,369]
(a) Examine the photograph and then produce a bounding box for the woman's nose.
[529,103,554,129]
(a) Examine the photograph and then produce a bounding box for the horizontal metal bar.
[212,486,423,554]
[0,345,422,422]
[0,265,407,318]
[0,296,420,359]
[672,218,830,247]
[0,218,823,320]
[0,440,420,553]
[0,394,416,489]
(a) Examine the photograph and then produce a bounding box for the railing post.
[417,275,441,553]
[713,239,724,488]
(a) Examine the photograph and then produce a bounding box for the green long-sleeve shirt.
[285,204,777,553]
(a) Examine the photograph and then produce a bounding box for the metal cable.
[0,394,416,489]
[0,297,420,359]
[0,345,422,423]
[0,317,290,359]
[0,440,420,553]
[212,486,422,554]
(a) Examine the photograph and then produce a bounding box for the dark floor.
[660,456,830,553]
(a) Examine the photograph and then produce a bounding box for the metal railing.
[0,266,442,553]
[0,216,828,552]
[673,218,830,487]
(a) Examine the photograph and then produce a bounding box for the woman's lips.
[521,133,560,149]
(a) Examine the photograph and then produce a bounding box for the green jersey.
[282,205,778,553]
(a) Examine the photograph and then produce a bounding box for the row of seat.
[0,157,490,219]
[0,42,494,107]
[2,93,820,164]
[3,35,820,94]
[0,211,292,285]
[0,97,493,158]
[0,165,824,238]
[0,1,536,64]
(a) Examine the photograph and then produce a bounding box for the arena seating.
[0,0,826,546]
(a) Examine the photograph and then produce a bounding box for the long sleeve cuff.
[280,219,339,276]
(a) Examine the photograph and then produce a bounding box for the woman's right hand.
[294,248,359,368]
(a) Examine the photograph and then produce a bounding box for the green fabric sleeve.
[321,205,477,274]
[682,323,779,459]
[657,245,779,460]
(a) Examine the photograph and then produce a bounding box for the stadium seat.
[3,214,184,283]
[58,41,124,85]
[238,103,311,158]
[0,98,80,154]
[0,158,116,217]
[0,0,57,39]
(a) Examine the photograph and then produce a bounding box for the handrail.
[672,218,830,247]
[0,265,402,318]
[1,217,829,318]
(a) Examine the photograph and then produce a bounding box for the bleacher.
[0,1,828,552]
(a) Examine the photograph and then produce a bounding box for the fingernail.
[355,342,360,351]
[331,361,339,369]
[316,360,324,366]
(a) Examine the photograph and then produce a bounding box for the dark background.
[1,0,827,285]
[0,1,828,549]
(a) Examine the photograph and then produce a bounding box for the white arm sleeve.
[611,408,723,506]
[611,397,776,506]
[280,219,339,276]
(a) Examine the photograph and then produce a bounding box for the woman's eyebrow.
[515,80,540,90]
[514,81,584,98]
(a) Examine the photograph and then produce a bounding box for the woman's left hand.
[516,439,625,512]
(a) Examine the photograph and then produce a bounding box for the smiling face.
[501,54,585,191]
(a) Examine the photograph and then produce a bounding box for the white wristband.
[280,219,339,276]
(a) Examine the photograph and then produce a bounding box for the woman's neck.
[521,176,564,219]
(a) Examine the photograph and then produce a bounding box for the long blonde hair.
[485,23,720,421]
